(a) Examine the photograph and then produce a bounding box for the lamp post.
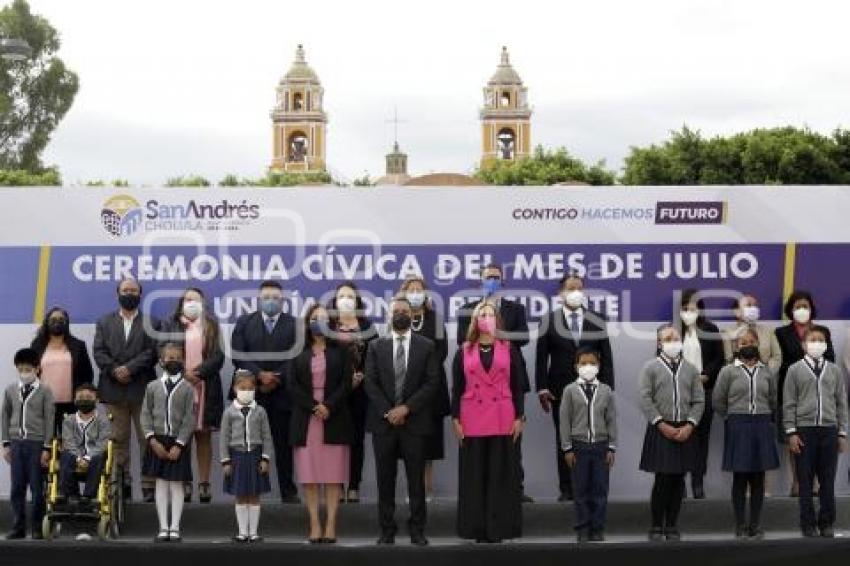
[0,38,31,62]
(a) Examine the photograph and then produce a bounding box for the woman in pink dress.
[161,288,225,503]
[290,304,354,543]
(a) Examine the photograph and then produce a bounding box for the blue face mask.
[482,278,501,296]
[261,298,281,317]
[309,320,326,336]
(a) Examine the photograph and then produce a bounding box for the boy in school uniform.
[784,327,849,538]
[1,348,55,539]
[59,383,112,510]
[560,348,617,542]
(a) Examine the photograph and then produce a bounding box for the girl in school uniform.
[639,324,705,542]
[713,328,779,539]
[141,342,196,543]
[220,370,273,543]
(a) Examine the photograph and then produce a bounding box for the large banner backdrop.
[0,185,849,499]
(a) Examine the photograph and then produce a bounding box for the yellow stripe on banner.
[32,245,52,324]
[782,242,797,319]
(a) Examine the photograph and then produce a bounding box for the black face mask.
[48,321,67,336]
[118,294,141,310]
[163,361,184,376]
[738,345,760,361]
[75,399,97,414]
[391,313,412,332]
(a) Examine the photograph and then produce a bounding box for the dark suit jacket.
[288,344,353,446]
[456,297,530,391]
[159,317,225,428]
[230,311,297,411]
[412,309,450,418]
[92,311,159,404]
[31,335,94,398]
[364,333,439,436]
[535,308,614,396]
[679,319,724,389]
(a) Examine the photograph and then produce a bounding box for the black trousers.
[550,398,572,495]
[571,442,610,533]
[9,440,45,533]
[60,452,106,499]
[457,435,522,541]
[794,426,838,529]
[348,387,368,490]
[372,429,427,536]
[692,390,713,479]
[261,402,296,499]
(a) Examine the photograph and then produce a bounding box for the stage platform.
[1,498,849,566]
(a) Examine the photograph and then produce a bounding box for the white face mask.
[793,307,811,324]
[406,291,426,309]
[577,364,599,382]
[680,310,698,327]
[662,340,683,359]
[564,290,585,309]
[182,300,202,320]
[741,305,760,323]
[806,341,827,359]
[236,389,255,405]
[19,371,36,385]
[337,297,356,313]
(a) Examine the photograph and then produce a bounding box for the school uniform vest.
[459,341,516,437]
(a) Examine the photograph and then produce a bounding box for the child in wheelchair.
[57,383,111,513]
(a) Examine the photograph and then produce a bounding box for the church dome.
[283,44,320,83]
[488,46,523,85]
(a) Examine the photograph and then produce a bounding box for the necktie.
[583,383,595,440]
[569,312,581,345]
[165,378,178,394]
[240,406,251,418]
[394,336,407,404]
[265,317,276,334]
[22,384,33,401]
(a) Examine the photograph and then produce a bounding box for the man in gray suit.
[93,278,159,502]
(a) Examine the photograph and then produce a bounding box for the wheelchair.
[41,435,126,541]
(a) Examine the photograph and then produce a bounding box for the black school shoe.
[735,525,749,539]
[801,526,818,538]
[648,527,665,542]
[820,526,835,538]
[665,528,681,541]
[4,530,25,540]
[748,525,764,540]
[588,530,605,542]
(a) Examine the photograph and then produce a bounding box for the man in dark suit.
[456,263,532,501]
[231,280,299,503]
[536,273,614,501]
[92,278,159,502]
[365,296,439,546]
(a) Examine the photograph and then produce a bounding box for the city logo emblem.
[101,194,143,236]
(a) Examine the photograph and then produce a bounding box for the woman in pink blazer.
[451,301,525,543]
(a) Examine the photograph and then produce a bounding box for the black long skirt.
[457,435,522,541]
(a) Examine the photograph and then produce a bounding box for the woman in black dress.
[399,276,449,501]
[327,281,377,503]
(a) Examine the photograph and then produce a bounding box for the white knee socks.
[248,505,261,536]
[235,504,249,536]
[169,481,184,532]
[155,479,169,531]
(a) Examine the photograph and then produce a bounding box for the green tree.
[475,145,616,185]
[0,166,59,185]
[0,0,78,171]
[352,173,373,186]
[622,125,850,185]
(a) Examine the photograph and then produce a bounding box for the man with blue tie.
[536,273,615,502]
[231,280,299,503]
